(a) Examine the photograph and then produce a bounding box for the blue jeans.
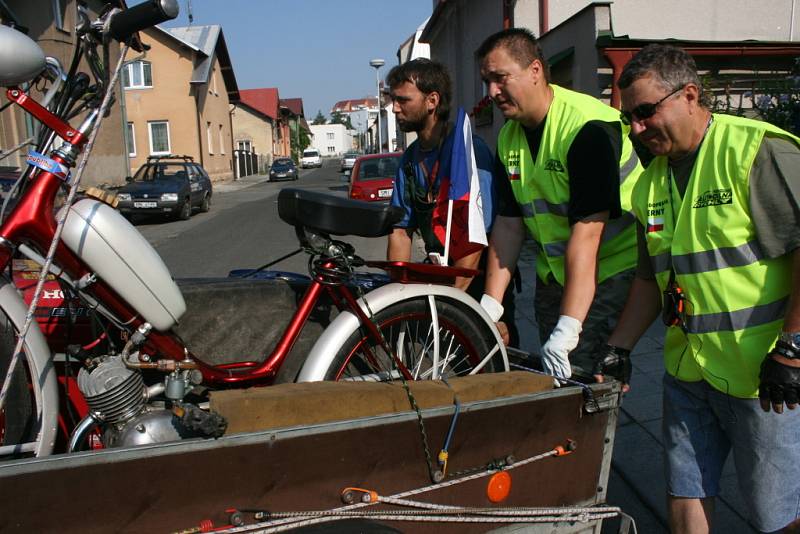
[662,373,800,532]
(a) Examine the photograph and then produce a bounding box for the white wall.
[309,124,353,156]
[514,0,800,41]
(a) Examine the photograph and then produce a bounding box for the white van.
[301,149,322,169]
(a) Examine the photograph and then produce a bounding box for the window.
[207,122,214,154]
[126,122,136,157]
[327,146,335,153]
[123,61,153,89]
[210,68,218,96]
[237,140,252,152]
[52,0,68,31]
[147,121,170,155]
[218,125,225,155]
[326,132,334,140]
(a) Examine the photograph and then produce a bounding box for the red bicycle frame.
[3,86,479,388]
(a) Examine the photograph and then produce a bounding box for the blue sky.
[151,0,434,119]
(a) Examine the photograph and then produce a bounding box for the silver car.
[340,151,360,172]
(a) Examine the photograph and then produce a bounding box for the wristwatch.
[779,332,800,351]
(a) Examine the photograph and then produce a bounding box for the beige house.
[231,95,275,176]
[123,24,239,182]
[0,0,128,187]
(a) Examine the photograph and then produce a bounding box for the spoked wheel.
[0,313,40,459]
[327,297,502,382]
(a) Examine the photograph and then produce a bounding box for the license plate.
[134,201,157,208]
[378,188,393,198]
[277,173,287,178]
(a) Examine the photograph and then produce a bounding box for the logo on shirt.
[646,217,664,233]
[508,166,521,181]
[544,159,565,172]
[693,188,732,209]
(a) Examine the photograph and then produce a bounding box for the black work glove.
[592,344,632,386]
[759,354,800,414]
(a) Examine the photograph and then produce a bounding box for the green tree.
[330,110,354,129]
[290,120,312,161]
[312,110,327,125]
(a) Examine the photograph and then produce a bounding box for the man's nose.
[629,119,647,136]
[486,82,501,99]
[392,100,402,113]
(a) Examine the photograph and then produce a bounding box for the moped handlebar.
[108,0,179,41]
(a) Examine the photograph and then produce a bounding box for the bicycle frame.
[2,85,485,390]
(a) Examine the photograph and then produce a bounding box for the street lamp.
[369,58,385,153]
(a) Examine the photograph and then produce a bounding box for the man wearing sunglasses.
[476,28,642,385]
[606,44,800,533]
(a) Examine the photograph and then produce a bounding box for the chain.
[337,249,438,481]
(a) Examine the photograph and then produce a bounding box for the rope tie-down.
[184,440,637,534]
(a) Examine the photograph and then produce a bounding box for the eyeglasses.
[620,86,684,125]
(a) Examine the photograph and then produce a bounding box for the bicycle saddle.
[277,188,404,238]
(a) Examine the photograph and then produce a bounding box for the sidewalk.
[513,244,756,533]
[213,172,270,193]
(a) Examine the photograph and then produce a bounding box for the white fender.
[0,276,58,457]
[297,282,508,382]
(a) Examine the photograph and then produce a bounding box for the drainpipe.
[539,0,549,36]
[791,0,797,40]
[229,103,235,179]
[604,49,636,109]
[502,0,512,29]
[193,87,204,167]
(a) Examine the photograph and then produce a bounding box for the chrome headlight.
[116,193,131,201]
[161,193,178,201]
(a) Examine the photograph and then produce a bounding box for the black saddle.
[278,188,403,238]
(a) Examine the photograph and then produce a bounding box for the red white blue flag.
[432,108,488,262]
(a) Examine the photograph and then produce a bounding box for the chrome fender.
[297,282,508,382]
[0,276,58,456]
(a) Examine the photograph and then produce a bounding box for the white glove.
[480,294,504,322]
[540,315,582,380]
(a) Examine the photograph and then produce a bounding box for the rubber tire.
[200,194,211,213]
[325,297,499,382]
[178,198,191,220]
[0,311,35,458]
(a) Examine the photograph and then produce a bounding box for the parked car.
[269,157,299,181]
[340,151,360,172]
[300,148,322,169]
[116,155,212,221]
[348,152,402,202]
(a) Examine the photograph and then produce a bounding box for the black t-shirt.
[495,117,624,225]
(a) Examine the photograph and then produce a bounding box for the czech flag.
[647,216,664,233]
[431,108,488,262]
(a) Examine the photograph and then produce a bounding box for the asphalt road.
[135,159,390,277]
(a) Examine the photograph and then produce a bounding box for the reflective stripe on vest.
[631,113,799,398]
[498,84,640,284]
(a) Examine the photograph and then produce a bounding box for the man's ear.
[683,83,701,109]
[529,59,545,82]
[426,91,440,113]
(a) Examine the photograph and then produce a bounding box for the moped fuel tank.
[0,25,46,86]
[62,199,186,331]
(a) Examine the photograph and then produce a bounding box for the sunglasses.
[620,86,684,125]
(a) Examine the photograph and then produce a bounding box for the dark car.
[348,152,401,202]
[269,157,299,181]
[116,155,212,221]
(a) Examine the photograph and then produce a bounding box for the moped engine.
[76,355,226,448]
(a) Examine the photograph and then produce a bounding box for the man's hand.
[593,344,632,392]
[495,321,510,345]
[759,353,800,414]
[540,315,581,379]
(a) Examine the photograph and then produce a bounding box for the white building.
[309,123,353,156]
[418,0,800,149]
